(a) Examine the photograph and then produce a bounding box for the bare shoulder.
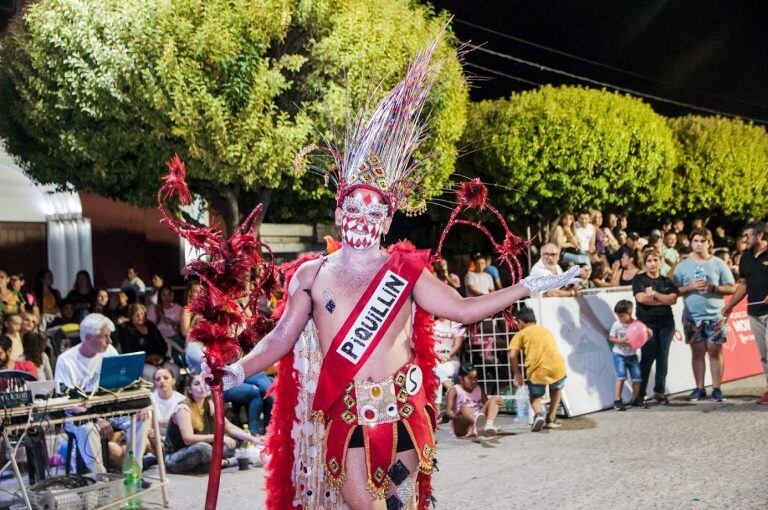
[289,258,324,294]
[293,258,323,281]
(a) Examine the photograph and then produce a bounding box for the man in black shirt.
[723,222,768,404]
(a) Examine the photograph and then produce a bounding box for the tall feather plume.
[294,25,450,216]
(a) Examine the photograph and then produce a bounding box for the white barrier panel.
[526,288,711,417]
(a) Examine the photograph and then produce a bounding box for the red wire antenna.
[434,178,531,330]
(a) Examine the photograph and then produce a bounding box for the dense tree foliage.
[668,115,768,219]
[0,0,468,232]
[458,86,679,231]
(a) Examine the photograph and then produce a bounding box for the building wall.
[0,221,47,282]
[79,193,182,289]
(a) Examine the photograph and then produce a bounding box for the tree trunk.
[252,189,273,239]
[207,185,240,236]
[205,186,275,237]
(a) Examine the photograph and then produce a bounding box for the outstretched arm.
[206,260,316,389]
[413,265,581,324]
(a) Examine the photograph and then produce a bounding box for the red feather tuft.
[456,178,488,210]
[160,154,193,205]
[386,239,417,253]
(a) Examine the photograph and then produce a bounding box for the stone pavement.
[142,375,768,509]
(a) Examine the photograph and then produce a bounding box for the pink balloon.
[626,320,650,349]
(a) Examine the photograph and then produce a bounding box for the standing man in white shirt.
[55,313,150,473]
[529,243,580,297]
[465,252,495,296]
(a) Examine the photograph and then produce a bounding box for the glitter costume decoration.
[210,28,582,510]
[156,155,276,510]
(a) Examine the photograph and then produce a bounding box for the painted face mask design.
[341,195,389,249]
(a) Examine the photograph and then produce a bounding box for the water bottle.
[122,449,142,509]
[515,386,530,423]
[242,424,252,449]
[694,265,706,284]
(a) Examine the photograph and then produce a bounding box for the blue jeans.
[245,372,273,397]
[613,353,642,382]
[640,318,675,394]
[526,376,566,399]
[224,372,274,434]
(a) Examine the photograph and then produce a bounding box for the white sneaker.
[484,424,498,436]
[473,413,487,436]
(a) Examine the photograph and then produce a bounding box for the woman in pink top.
[445,363,503,437]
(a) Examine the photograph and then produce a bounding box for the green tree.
[458,85,678,236]
[0,0,468,233]
[668,115,768,219]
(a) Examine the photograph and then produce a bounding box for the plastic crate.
[13,473,125,510]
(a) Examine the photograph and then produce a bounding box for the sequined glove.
[521,265,582,295]
[201,360,245,391]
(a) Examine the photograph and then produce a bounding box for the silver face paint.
[340,196,388,250]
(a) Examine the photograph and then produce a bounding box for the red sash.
[312,250,430,414]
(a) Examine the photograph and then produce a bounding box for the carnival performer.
[203,38,580,510]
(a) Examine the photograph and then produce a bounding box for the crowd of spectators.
[0,265,274,475]
[438,216,768,435]
[437,213,748,299]
[1,215,766,470]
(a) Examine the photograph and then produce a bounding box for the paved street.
[143,375,768,509]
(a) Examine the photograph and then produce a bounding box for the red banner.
[722,295,763,382]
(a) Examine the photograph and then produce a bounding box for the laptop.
[99,352,146,390]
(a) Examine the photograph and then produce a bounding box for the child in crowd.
[609,300,643,410]
[508,307,566,432]
[445,363,502,437]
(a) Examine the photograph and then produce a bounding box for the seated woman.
[445,363,502,437]
[164,373,262,474]
[151,367,185,439]
[20,330,52,380]
[117,303,178,380]
[0,336,38,378]
[112,290,132,326]
[65,270,96,323]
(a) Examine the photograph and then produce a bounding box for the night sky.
[432,0,768,123]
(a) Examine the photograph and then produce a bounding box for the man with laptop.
[54,313,150,473]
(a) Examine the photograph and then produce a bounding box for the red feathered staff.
[157,155,274,510]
